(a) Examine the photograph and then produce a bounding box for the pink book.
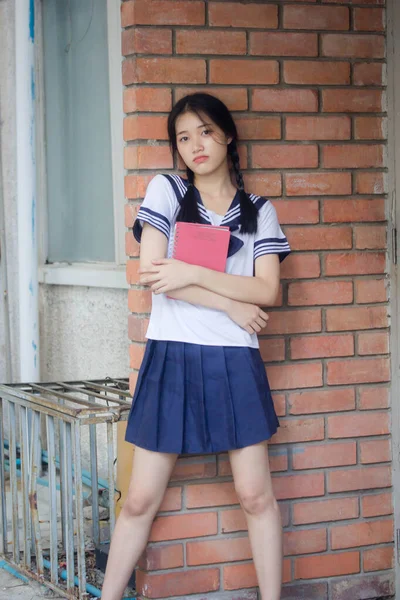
[172,221,230,272]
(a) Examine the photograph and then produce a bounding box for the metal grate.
[0,377,131,598]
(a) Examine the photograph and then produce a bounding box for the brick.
[323,199,385,223]
[364,547,394,572]
[353,62,385,86]
[244,173,282,197]
[322,144,384,168]
[283,5,349,30]
[252,144,318,169]
[322,34,385,58]
[355,279,387,303]
[272,201,319,225]
[175,87,248,111]
[126,259,141,285]
[328,465,391,493]
[236,117,281,140]
[293,441,356,469]
[149,512,218,542]
[273,394,286,417]
[362,492,393,518]
[209,2,278,28]
[291,334,354,360]
[124,115,168,141]
[331,518,394,550]
[295,551,360,579]
[281,583,328,600]
[326,306,388,331]
[128,314,149,341]
[259,338,285,362]
[327,358,390,385]
[128,57,206,84]
[124,145,173,170]
[136,568,219,598]
[187,537,252,566]
[128,289,152,314]
[265,309,322,335]
[272,473,325,500]
[293,497,358,525]
[176,30,246,55]
[286,116,350,140]
[354,117,386,140]
[328,411,389,437]
[210,60,279,85]
[358,331,389,355]
[324,253,385,276]
[171,456,217,482]
[360,439,391,464]
[288,388,356,415]
[250,32,318,57]
[187,482,238,509]
[354,7,385,31]
[223,563,257,591]
[129,371,138,395]
[158,487,182,512]
[272,418,324,444]
[284,528,327,556]
[330,573,394,600]
[123,87,172,113]
[281,254,321,279]
[288,281,353,307]
[252,89,318,112]
[355,225,386,250]
[121,0,205,27]
[267,363,323,391]
[359,386,389,410]
[138,543,184,571]
[322,89,383,112]
[122,28,172,56]
[355,172,385,194]
[286,172,351,196]
[286,226,352,250]
[284,61,350,85]
[125,174,155,200]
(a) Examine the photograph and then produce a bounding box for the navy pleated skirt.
[124,339,279,455]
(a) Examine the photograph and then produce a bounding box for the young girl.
[101,93,290,600]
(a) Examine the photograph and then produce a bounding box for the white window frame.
[36,0,127,289]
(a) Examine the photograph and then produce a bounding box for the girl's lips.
[193,156,208,163]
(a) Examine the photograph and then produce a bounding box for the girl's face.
[175,111,232,177]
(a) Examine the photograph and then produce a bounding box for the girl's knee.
[122,490,158,519]
[237,487,279,516]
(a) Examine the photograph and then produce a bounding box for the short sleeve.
[132,174,178,243]
[254,200,291,263]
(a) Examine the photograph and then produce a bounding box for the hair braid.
[228,141,258,234]
[175,167,201,224]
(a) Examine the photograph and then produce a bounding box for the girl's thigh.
[228,441,274,499]
[125,445,179,514]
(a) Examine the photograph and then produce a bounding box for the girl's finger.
[256,317,268,329]
[259,309,269,320]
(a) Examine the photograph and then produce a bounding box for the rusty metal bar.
[89,423,100,547]
[19,405,32,569]
[46,414,58,585]
[0,397,7,555]
[107,421,116,535]
[72,422,86,596]
[8,399,19,563]
[29,410,44,576]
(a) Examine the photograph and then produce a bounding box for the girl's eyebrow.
[177,123,212,136]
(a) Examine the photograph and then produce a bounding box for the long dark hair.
[167,93,258,234]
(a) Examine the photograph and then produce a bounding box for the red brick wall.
[124,1,392,599]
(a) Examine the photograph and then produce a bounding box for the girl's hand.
[227,300,269,334]
[138,259,198,294]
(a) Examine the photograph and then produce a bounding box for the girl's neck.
[193,164,236,199]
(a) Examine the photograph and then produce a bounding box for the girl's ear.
[227,136,233,145]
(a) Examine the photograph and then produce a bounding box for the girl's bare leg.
[228,441,283,600]
[101,446,178,600]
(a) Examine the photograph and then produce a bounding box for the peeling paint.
[29,0,35,41]
[29,279,33,295]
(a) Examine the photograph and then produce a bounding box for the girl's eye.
[202,129,212,136]
[179,136,188,143]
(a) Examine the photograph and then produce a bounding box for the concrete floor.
[0,564,63,599]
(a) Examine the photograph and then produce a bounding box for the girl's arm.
[138,224,269,334]
[147,255,280,307]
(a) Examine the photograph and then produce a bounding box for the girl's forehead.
[175,111,215,132]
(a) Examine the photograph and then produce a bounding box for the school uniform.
[125,174,291,455]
